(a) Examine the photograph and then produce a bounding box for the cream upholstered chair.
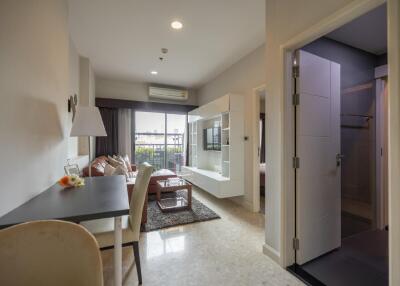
[81,162,153,285]
[0,220,103,286]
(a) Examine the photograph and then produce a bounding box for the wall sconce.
[68,94,78,122]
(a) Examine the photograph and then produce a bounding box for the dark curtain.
[96,108,119,157]
[260,113,266,163]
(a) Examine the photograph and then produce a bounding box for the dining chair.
[81,162,153,285]
[0,220,103,286]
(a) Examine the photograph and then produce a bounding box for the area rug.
[143,190,220,232]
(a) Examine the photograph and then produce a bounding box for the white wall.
[0,0,78,216]
[68,38,80,159]
[78,56,96,158]
[196,44,266,210]
[387,1,400,284]
[79,56,96,107]
[96,77,198,106]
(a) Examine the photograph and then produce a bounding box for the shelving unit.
[184,93,244,198]
[189,121,198,167]
[221,113,230,177]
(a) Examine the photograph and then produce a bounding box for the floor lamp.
[70,106,107,177]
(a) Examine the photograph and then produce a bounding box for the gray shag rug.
[143,190,220,232]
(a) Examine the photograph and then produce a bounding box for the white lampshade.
[70,106,107,137]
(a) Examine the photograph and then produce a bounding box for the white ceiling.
[68,0,265,88]
[326,4,387,55]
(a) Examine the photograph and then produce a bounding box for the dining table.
[0,175,129,286]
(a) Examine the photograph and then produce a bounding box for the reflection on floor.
[342,198,373,221]
[302,229,388,286]
[101,186,304,286]
[341,211,371,238]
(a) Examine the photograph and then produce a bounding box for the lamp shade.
[70,106,107,137]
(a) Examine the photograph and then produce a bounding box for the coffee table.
[156,178,192,212]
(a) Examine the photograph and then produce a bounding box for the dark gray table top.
[0,175,129,229]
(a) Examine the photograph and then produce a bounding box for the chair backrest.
[129,162,153,240]
[0,220,103,286]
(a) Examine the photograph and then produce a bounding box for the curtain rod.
[95,98,198,114]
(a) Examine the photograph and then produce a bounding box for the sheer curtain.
[118,109,132,159]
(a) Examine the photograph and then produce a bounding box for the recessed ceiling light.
[171,21,183,30]
[151,70,158,75]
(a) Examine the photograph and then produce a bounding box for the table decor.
[58,174,85,188]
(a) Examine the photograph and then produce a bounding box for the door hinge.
[293,237,300,250]
[292,93,300,106]
[292,66,299,78]
[293,157,300,169]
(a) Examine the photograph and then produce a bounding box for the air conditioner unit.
[149,86,188,101]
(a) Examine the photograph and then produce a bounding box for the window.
[134,111,187,171]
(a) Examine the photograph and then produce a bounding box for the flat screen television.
[203,127,221,151]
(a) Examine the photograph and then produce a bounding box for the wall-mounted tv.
[203,127,221,151]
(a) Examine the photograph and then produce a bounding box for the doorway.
[289,3,388,285]
[252,85,266,213]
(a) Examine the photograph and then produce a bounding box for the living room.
[2,1,400,286]
[0,1,289,286]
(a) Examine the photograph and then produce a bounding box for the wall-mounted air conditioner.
[149,86,188,101]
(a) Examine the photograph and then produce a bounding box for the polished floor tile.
[302,229,388,286]
[101,187,304,286]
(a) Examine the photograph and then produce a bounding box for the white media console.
[182,94,244,198]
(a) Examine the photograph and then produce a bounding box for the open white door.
[295,50,341,265]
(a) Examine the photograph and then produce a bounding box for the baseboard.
[287,264,326,286]
[229,197,254,212]
[262,243,281,264]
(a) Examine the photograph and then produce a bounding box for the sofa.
[82,156,177,224]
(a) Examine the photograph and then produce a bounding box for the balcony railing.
[134,132,185,171]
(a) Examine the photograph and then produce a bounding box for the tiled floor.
[101,187,304,286]
[302,229,388,286]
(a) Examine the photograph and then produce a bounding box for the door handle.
[336,154,344,166]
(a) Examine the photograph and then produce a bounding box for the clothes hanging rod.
[341,114,373,119]
[341,125,369,129]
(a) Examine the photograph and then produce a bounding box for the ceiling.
[68,0,265,88]
[326,4,387,55]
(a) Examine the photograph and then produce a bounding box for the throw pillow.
[112,165,128,178]
[104,164,115,176]
[108,156,127,172]
[113,154,133,172]
[123,154,133,172]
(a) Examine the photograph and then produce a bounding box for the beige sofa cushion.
[104,164,115,176]
[108,156,127,170]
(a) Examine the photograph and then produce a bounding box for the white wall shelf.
[184,94,244,198]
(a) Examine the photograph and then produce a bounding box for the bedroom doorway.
[252,85,266,213]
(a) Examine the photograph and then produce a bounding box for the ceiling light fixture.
[151,70,158,75]
[171,20,183,30]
